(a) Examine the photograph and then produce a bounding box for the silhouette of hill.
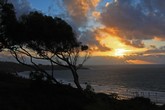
[0,61,67,73]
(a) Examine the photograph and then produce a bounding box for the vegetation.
[0,1,165,110]
[0,71,164,110]
[0,0,89,90]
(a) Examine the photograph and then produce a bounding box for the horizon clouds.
[6,0,165,64]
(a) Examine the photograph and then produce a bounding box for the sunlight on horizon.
[91,29,147,60]
[127,60,155,64]
[114,48,129,57]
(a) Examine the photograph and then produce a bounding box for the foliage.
[0,72,164,110]
[0,1,89,90]
[109,93,119,99]
[29,71,44,81]
[0,0,18,50]
[84,82,94,92]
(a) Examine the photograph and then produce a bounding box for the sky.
[5,0,165,65]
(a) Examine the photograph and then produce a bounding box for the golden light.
[114,48,128,57]
[126,60,154,64]
[90,27,147,57]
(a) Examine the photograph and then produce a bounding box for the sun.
[114,48,128,57]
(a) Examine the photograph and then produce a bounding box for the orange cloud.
[126,60,154,64]
[98,27,145,48]
[153,37,165,41]
[90,0,100,8]
[105,2,110,7]
[87,27,147,57]
[63,0,100,26]
[98,27,119,36]
[92,11,100,19]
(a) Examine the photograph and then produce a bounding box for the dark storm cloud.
[101,0,165,41]
[8,0,32,17]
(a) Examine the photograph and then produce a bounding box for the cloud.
[144,46,165,55]
[8,0,32,17]
[79,30,111,52]
[120,39,145,48]
[88,56,127,65]
[56,0,103,52]
[126,60,154,64]
[100,0,165,46]
[92,11,101,19]
[97,27,145,48]
[90,44,112,52]
[63,0,100,27]
[125,55,165,64]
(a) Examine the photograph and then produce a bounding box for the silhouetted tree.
[0,1,89,90]
[17,12,89,90]
[0,1,57,83]
[0,0,18,50]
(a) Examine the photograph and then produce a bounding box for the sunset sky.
[5,0,165,65]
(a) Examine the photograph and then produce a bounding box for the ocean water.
[19,65,165,104]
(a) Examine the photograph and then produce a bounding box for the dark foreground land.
[0,71,165,110]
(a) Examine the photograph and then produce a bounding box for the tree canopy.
[0,0,18,50]
[19,12,78,51]
[0,1,89,90]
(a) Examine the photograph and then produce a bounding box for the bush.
[84,82,94,92]
[29,71,44,81]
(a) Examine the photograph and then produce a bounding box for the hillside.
[0,71,164,110]
[0,61,67,73]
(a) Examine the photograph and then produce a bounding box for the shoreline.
[0,71,165,110]
[17,71,165,105]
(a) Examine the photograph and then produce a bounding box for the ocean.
[19,65,165,105]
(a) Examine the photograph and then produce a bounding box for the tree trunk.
[70,67,83,91]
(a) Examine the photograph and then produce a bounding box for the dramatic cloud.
[63,0,100,27]
[100,0,165,47]
[79,30,112,52]
[8,0,32,17]
[3,0,165,64]
[97,27,145,48]
[62,0,109,53]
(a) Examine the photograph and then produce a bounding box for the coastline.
[0,71,165,110]
[0,61,165,109]
[18,70,165,105]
